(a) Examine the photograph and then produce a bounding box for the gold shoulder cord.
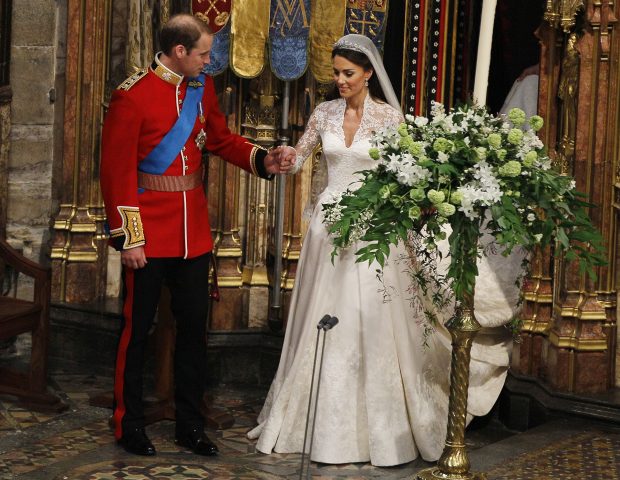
[116,206,146,249]
[117,68,148,91]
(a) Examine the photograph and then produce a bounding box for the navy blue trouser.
[113,253,211,439]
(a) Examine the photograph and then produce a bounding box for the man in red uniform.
[100,14,283,457]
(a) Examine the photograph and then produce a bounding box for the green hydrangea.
[399,135,415,152]
[496,149,507,160]
[397,123,409,137]
[369,147,381,160]
[508,128,524,145]
[487,133,502,149]
[437,202,456,217]
[499,160,522,177]
[408,206,422,220]
[475,147,488,160]
[523,150,537,167]
[508,108,526,126]
[409,141,425,157]
[433,137,453,153]
[529,115,544,131]
[409,188,426,202]
[427,189,445,205]
[450,191,463,205]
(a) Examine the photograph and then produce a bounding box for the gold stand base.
[416,467,487,480]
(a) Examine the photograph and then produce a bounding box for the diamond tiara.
[333,39,371,57]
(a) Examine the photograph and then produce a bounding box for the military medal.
[195,128,207,149]
[198,102,205,124]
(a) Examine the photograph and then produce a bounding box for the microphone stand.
[299,315,339,479]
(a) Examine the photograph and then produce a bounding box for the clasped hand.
[263,146,297,174]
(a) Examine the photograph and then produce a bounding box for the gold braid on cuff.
[117,206,146,249]
[249,144,269,177]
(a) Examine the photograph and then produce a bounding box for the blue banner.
[203,21,231,76]
[269,0,311,81]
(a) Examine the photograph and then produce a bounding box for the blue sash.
[139,74,206,175]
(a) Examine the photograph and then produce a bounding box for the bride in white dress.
[248,34,518,467]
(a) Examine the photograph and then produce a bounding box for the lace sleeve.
[383,104,405,128]
[362,100,405,136]
[290,106,322,174]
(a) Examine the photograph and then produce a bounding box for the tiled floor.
[1,371,620,479]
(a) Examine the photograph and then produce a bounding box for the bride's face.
[332,55,371,100]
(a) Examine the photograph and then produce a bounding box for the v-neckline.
[341,95,369,149]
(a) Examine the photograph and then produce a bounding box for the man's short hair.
[160,14,212,55]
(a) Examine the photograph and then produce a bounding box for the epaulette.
[117,68,148,91]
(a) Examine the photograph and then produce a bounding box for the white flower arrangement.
[323,102,605,326]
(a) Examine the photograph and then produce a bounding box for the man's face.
[178,32,213,78]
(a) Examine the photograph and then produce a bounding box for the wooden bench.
[0,237,66,411]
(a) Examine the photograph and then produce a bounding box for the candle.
[472,0,498,106]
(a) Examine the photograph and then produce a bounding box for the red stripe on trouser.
[113,268,134,439]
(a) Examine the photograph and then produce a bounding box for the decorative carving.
[556,32,580,175]
[160,0,170,24]
[240,71,281,145]
[544,0,584,32]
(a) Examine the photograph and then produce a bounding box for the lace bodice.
[293,95,403,195]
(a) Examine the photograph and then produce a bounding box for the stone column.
[50,0,111,303]
[5,0,58,265]
[0,86,10,240]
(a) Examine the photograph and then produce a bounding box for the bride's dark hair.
[326,48,387,103]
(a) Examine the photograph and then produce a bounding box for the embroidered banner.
[309,0,347,83]
[404,0,464,115]
[203,21,231,76]
[269,0,311,81]
[192,0,231,33]
[345,0,389,51]
[230,0,270,78]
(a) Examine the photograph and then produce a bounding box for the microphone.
[317,315,339,331]
[317,314,332,330]
[324,316,339,330]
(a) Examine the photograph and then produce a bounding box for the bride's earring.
[364,78,369,87]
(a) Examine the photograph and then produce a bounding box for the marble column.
[532,0,619,393]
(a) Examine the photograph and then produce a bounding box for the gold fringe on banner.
[309,0,347,83]
[230,0,270,78]
[126,0,154,74]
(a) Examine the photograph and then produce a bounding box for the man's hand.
[121,246,147,270]
[264,146,297,174]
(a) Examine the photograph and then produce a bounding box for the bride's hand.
[276,146,297,174]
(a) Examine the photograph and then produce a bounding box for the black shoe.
[175,428,219,456]
[117,427,156,456]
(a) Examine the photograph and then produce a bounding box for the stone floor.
[1,370,620,479]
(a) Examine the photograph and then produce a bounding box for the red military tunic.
[101,56,267,258]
